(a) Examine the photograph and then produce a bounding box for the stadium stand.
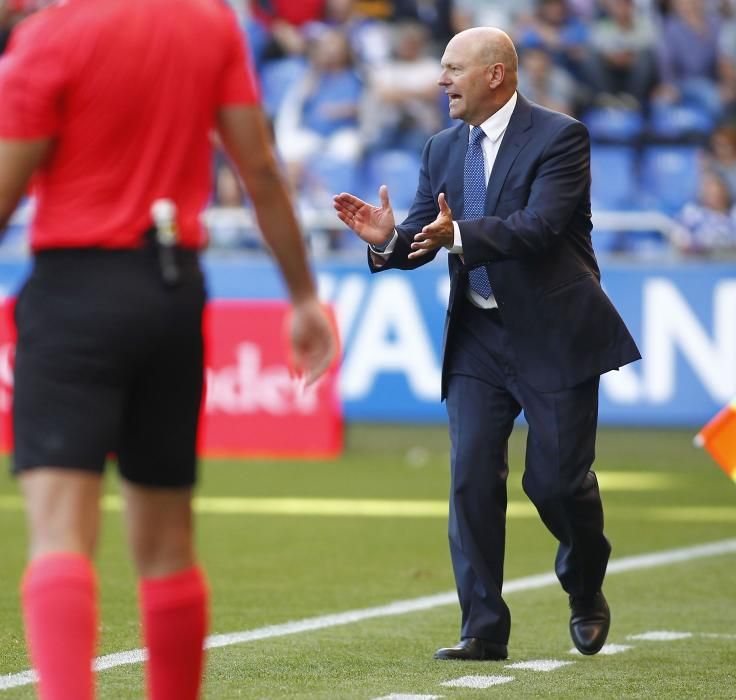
[640,145,701,214]
[2,0,736,259]
[590,145,638,210]
[360,148,422,210]
[582,106,645,143]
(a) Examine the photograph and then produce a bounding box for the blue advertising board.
[1,254,733,426]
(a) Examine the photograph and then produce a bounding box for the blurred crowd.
[2,0,736,258]
[0,0,50,51]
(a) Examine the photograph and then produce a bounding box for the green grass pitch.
[0,426,734,699]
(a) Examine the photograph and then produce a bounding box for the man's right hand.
[333,185,395,247]
[288,296,338,387]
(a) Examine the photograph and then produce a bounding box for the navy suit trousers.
[445,297,611,643]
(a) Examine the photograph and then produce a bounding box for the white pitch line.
[506,659,574,671]
[627,631,693,641]
[628,631,736,642]
[441,675,514,689]
[569,643,633,656]
[604,538,736,574]
[0,672,36,691]
[373,695,443,700]
[1,537,735,692]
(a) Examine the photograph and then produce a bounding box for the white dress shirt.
[371,92,518,310]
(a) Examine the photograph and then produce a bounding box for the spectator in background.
[391,0,458,45]
[585,0,657,110]
[703,123,736,198]
[518,42,581,116]
[363,22,443,152]
[323,0,393,65]
[453,0,535,31]
[515,0,590,80]
[209,160,270,250]
[275,28,363,189]
[350,0,395,20]
[334,0,459,44]
[249,0,326,60]
[653,0,725,120]
[718,1,736,116]
[0,0,53,53]
[566,0,598,20]
[209,162,251,249]
[672,170,736,254]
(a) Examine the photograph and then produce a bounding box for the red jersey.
[0,0,259,250]
[251,0,325,27]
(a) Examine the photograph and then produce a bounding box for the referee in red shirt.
[0,2,336,699]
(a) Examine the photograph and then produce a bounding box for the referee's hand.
[288,297,338,386]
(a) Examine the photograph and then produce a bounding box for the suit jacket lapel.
[484,93,533,215]
[446,123,468,217]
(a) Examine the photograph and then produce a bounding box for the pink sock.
[140,566,208,700]
[21,553,98,700]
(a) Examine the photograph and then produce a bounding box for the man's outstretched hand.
[333,185,395,247]
[409,192,453,260]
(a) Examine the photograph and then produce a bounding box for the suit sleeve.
[461,121,590,266]
[369,136,442,272]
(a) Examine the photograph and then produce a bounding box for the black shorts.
[12,244,206,488]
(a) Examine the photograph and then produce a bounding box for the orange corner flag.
[694,399,736,483]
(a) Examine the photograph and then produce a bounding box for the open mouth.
[448,93,461,104]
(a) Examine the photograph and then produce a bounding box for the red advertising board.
[0,300,343,458]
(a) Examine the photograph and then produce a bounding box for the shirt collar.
[470,92,518,144]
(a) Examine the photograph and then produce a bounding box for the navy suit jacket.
[369,93,641,396]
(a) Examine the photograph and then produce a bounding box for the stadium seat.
[581,107,644,142]
[591,228,624,255]
[639,145,700,214]
[625,230,671,258]
[361,149,422,211]
[590,145,637,210]
[303,155,360,206]
[649,103,714,140]
[259,57,308,118]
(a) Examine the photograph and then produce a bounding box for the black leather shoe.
[434,637,508,661]
[569,591,610,655]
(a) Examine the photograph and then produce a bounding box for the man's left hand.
[409,193,453,259]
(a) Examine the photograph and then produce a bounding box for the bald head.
[439,27,518,125]
[447,27,518,83]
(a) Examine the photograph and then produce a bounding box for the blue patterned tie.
[464,127,492,299]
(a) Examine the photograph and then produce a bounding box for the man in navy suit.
[334,27,640,660]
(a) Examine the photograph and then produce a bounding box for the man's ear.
[488,63,505,89]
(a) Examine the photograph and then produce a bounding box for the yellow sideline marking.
[0,494,529,517]
[2,495,733,521]
[1,494,730,521]
[2,485,729,522]
[191,497,451,517]
[0,471,675,514]
[596,471,678,490]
